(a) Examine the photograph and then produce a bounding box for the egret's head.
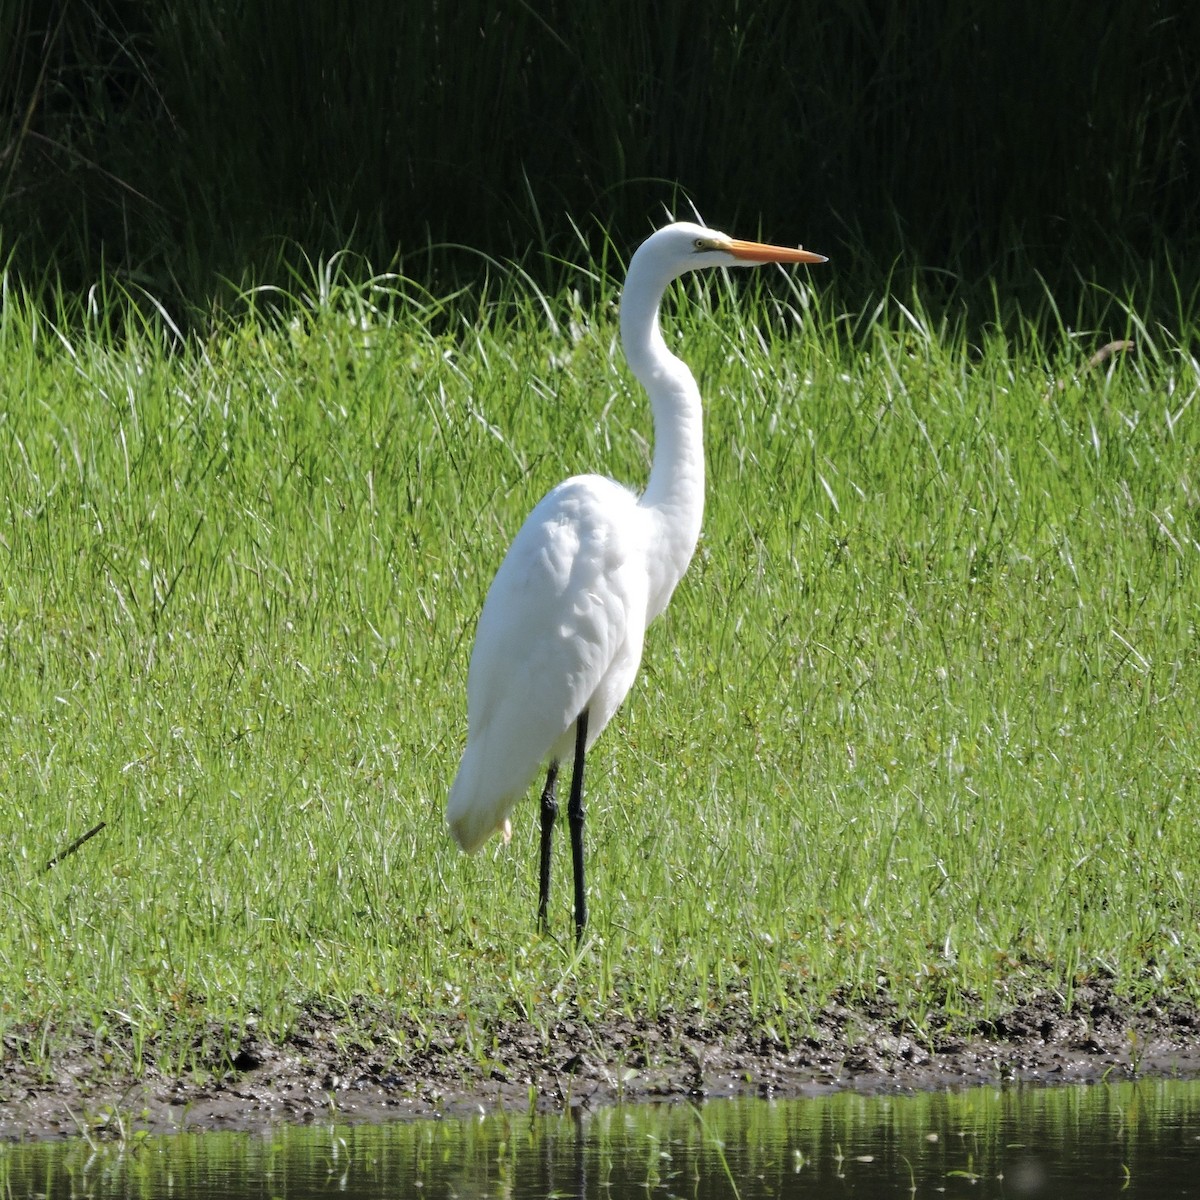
[636,220,827,281]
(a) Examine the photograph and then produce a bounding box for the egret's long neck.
[620,259,705,618]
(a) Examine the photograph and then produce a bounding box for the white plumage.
[446,220,827,937]
[448,476,649,853]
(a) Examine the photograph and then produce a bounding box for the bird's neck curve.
[619,252,705,618]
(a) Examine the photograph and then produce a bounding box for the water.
[4,1079,1199,1198]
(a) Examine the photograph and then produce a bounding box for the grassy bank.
[2,253,1198,1078]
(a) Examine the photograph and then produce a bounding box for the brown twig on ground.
[44,822,107,872]
[1045,339,1136,400]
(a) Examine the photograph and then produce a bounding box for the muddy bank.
[3,980,1199,1142]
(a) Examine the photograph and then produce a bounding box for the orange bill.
[726,238,827,265]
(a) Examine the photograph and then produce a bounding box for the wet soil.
[3,980,1200,1142]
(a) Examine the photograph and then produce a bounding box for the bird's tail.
[446,747,513,854]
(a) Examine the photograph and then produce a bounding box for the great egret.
[447,220,827,940]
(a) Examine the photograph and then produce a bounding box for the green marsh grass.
[2,253,1199,1074]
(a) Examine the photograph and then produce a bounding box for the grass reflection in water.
[3,1078,1200,1199]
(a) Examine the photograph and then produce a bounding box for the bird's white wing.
[447,475,644,851]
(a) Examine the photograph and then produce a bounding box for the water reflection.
[3,1078,1199,1198]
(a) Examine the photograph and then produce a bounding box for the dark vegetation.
[2,1,1199,326]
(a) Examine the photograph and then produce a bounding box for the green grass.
[2,251,1199,1075]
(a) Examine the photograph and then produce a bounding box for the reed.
[1,2,1197,320]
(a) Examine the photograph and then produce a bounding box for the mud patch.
[3,980,1199,1141]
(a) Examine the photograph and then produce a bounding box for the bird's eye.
[692,238,709,251]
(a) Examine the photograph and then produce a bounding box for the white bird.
[446,220,827,940]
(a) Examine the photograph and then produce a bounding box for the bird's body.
[447,474,652,854]
[446,221,826,937]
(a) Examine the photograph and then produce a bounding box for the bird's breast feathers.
[466,475,646,726]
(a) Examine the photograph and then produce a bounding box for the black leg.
[568,709,589,943]
[537,761,559,931]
